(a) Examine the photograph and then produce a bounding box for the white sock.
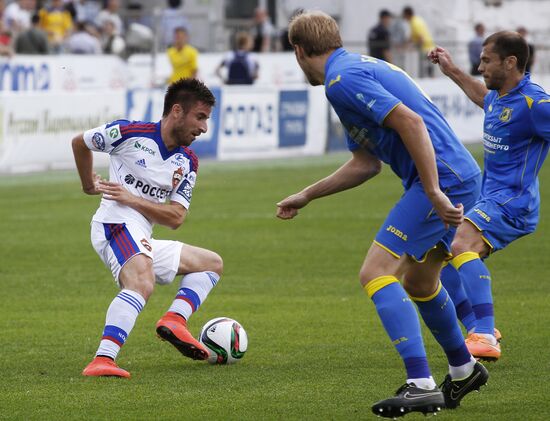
[95,289,146,360]
[449,356,477,380]
[167,271,220,320]
[407,376,437,389]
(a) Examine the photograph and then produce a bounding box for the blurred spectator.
[65,20,101,53]
[216,31,258,85]
[101,16,125,56]
[39,0,73,53]
[96,0,122,35]
[0,17,13,56]
[279,8,303,52]
[517,26,535,73]
[166,26,198,84]
[14,12,49,54]
[160,0,188,49]
[70,0,101,24]
[251,7,274,52]
[402,6,435,77]
[3,0,35,35]
[468,23,485,75]
[368,9,393,62]
[388,13,409,70]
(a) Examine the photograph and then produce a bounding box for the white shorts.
[90,221,183,286]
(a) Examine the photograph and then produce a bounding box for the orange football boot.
[466,333,501,361]
[494,328,502,342]
[82,356,131,378]
[156,312,209,360]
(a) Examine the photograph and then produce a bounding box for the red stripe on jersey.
[183,147,199,173]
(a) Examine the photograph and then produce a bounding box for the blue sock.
[411,283,471,367]
[454,252,494,335]
[365,276,431,380]
[441,262,476,332]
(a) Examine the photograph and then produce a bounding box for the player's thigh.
[91,221,155,291]
[176,243,223,276]
[359,241,412,286]
[403,245,447,298]
[452,219,491,257]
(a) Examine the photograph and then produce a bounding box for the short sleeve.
[532,98,550,141]
[326,70,401,126]
[83,120,127,153]
[169,148,199,209]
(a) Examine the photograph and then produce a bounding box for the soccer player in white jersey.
[73,78,222,378]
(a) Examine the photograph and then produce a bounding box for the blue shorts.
[465,197,538,252]
[374,176,481,261]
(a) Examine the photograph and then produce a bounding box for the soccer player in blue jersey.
[73,79,223,378]
[430,31,550,361]
[276,10,488,417]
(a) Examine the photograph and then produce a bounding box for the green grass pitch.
[1,147,549,420]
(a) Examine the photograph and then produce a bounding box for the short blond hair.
[288,10,342,56]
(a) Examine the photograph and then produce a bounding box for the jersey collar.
[324,48,347,85]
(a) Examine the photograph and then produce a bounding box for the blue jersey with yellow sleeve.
[482,75,550,215]
[325,48,480,189]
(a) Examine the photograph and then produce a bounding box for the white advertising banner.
[0,55,127,92]
[0,91,125,172]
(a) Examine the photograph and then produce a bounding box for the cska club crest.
[172,167,183,188]
[499,107,513,122]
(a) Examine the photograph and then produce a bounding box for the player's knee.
[207,251,224,277]
[359,267,376,287]
[451,238,470,256]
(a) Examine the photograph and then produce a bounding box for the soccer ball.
[199,317,248,364]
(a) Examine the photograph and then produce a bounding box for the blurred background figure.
[101,16,125,56]
[160,0,188,50]
[39,0,74,53]
[216,31,258,85]
[517,26,535,73]
[3,0,35,36]
[251,6,274,52]
[402,5,435,77]
[14,12,49,54]
[65,20,101,54]
[96,0,123,36]
[368,9,393,62]
[167,26,198,84]
[468,23,485,75]
[70,0,101,25]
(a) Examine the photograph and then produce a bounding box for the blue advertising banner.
[278,90,308,148]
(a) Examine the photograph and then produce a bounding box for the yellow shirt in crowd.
[167,44,199,83]
[39,8,73,44]
[409,15,435,53]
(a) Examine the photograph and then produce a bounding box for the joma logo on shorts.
[386,225,408,241]
[474,208,491,222]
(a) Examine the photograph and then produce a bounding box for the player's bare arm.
[72,134,104,195]
[384,103,463,228]
[97,180,187,229]
[429,46,487,108]
[276,149,381,219]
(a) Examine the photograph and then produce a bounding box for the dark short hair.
[403,6,414,17]
[483,31,529,72]
[163,78,216,117]
[380,9,392,19]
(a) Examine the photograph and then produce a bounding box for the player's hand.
[276,192,309,220]
[427,46,455,75]
[82,172,105,195]
[430,190,464,229]
[96,180,135,206]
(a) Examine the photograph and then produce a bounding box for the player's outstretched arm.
[276,149,381,219]
[428,46,487,108]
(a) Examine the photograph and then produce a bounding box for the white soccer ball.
[199,317,248,364]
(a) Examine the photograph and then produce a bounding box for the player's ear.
[505,56,517,71]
